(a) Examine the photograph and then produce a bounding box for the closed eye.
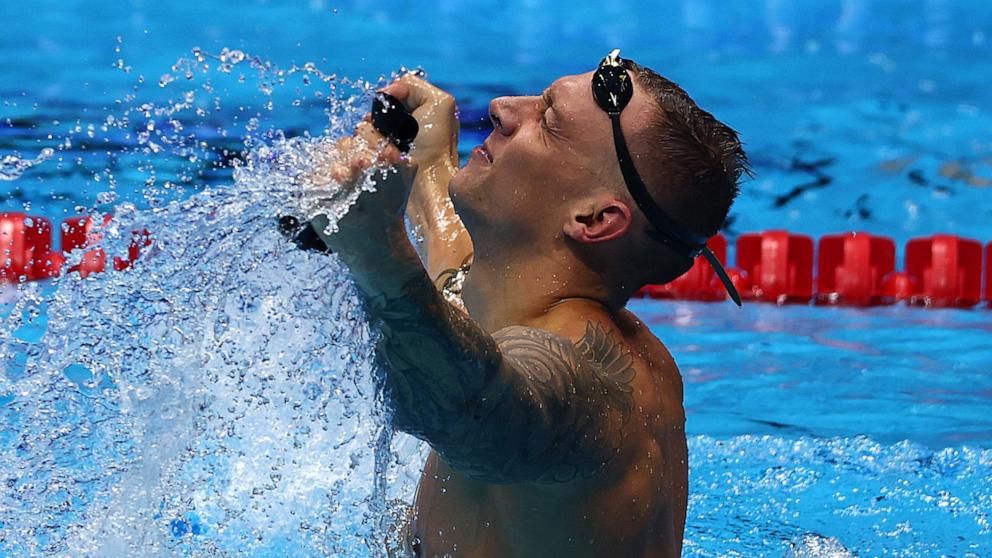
[540,90,558,134]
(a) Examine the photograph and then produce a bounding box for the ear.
[563,198,632,244]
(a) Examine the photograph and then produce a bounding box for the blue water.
[2,0,991,556]
[638,301,992,556]
[5,0,992,246]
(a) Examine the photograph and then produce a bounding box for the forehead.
[547,70,657,132]
[545,71,596,108]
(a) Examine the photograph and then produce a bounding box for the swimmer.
[317,50,748,557]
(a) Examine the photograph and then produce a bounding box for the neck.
[460,245,631,332]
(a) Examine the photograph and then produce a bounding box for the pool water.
[634,300,992,556]
[2,1,991,556]
[5,0,992,247]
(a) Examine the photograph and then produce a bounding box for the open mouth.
[472,141,493,164]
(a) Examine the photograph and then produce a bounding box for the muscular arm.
[465,322,637,483]
[337,230,635,483]
[405,161,474,285]
[374,74,472,284]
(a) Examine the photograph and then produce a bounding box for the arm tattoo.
[455,323,636,483]
[431,253,472,308]
[361,269,636,484]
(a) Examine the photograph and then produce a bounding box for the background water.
[1,1,991,556]
[4,0,992,247]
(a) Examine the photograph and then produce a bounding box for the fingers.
[328,150,376,184]
[326,123,410,185]
[335,135,355,152]
[354,120,382,146]
[381,74,454,115]
[380,80,412,105]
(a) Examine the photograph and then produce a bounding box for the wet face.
[449,71,657,251]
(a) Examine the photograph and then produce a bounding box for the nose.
[489,95,540,137]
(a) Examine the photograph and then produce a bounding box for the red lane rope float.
[986,242,992,309]
[0,212,58,282]
[0,213,151,283]
[733,230,815,304]
[633,231,990,309]
[905,235,983,308]
[61,215,112,278]
[816,232,895,307]
[2,211,990,309]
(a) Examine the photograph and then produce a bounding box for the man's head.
[449,58,748,290]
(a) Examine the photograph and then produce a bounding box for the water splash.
[783,534,855,558]
[0,59,426,555]
[0,148,55,181]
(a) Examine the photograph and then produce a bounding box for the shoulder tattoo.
[439,322,637,483]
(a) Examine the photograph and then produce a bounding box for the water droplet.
[0,148,55,181]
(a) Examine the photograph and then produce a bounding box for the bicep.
[432,324,636,484]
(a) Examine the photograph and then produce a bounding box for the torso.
[407,307,688,558]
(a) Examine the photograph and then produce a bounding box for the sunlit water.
[2,1,992,555]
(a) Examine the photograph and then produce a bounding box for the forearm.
[405,162,473,282]
[333,227,497,441]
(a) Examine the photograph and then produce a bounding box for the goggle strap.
[609,113,705,255]
[701,246,743,307]
[608,113,742,306]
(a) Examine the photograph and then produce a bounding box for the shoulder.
[520,304,672,377]
[494,322,637,410]
[539,305,685,427]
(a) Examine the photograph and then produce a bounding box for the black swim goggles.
[592,49,741,306]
